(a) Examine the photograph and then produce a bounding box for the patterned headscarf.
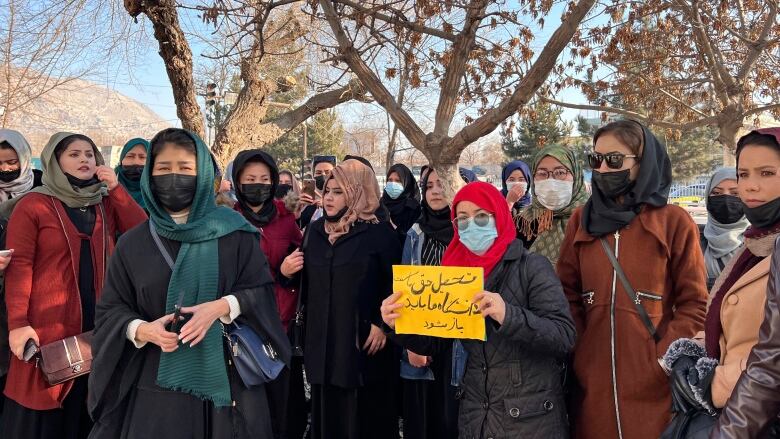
[0,129,35,202]
[323,159,380,244]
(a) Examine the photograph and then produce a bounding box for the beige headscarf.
[323,159,380,244]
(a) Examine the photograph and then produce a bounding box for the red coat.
[236,199,302,330]
[4,186,146,410]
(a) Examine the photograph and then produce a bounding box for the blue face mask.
[458,216,498,255]
[385,181,405,199]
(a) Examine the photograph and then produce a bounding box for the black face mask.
[315,175,326,191]
[65,173,100,188]
[592,169,634,199]
[323,206,348,223]
[151,173,197,213]
[275,184,293,199]
[708,195,744,224]
[0,168,21,183]
[744,197,780,229]
[241,183,273,207]
[122,165,144,182]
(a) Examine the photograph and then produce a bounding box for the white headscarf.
[703,168,749,281]
[0,129,35,202]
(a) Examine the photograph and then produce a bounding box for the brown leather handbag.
[39,331,93,386]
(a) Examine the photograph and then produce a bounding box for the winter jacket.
[393,240,576,438]
[557,205,708,439]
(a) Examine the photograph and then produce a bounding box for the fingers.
[382,292,402,308]
[188,331,208,347]
[179,305,200,314]
[159,313,175,325]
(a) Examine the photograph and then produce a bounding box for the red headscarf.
[442,181,516,276]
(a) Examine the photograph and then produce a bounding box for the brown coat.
[557,205,708,439]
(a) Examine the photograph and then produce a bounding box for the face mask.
[323,206,348,223]
[458,216,498,256]
[506,181,528,196]
[151,173,197,213]
[534,179,573,211]
[275,184,293,199]
[707,195,744,224]
[385,181,405,199]
[0,168,21,183]
[122,165,144,182]
[65,173,100,188]
[744,197,780,229]
[241,183,273,207]
[315,175,326,191]
[592,169,634,199]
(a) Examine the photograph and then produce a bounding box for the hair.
[54,134,99,161]
[736,131,780,168]
[0,141,13,151]
[279,170,294,180]
[149,128,197,159]
[593,120,645,157]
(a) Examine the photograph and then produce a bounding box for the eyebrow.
[155,160,195,165]
[739,165,778,171]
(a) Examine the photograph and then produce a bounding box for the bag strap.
[599,237,660,343]
[294,227,312,319]
[149,221,187,308]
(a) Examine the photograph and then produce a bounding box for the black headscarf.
[417,168,454,245]
[382,164,421,217]
[582,122,672,236]
[232,149,279,227]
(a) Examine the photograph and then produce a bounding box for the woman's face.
[425,170,448,211]
[594,132,641,181]
[738,145,780,208]
[534,156,573,182]
[121,144,148,167]
[710,179,738,196]
[323,178,347,216]
[0,147,20,172]
[238,161,272,185]
[387,171,402,184]
[506,169,526,184]
[151,144,197,176]
[58,139,97,179]
[314,162,334,178]
[279,173,293,186]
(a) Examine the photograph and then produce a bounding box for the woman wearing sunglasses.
[557,120,708,439]
[382,181,575,438]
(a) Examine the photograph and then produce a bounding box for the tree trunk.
[425,155,462,205]
[717,108,742,167]
[385,125,399,173]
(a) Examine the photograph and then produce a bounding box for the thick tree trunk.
[717,106,742,167]
[425,158,462,206]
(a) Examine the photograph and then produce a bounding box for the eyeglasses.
[534,169,571,180]
[453,212,493,231]
[587,152,638,170]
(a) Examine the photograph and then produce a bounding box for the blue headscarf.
[459,167,478,183]
[501,160,532,208]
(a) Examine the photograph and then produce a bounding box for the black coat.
[393,241,576,439]
[301,218,402,388]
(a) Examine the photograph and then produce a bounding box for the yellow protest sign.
[392,265,485,340]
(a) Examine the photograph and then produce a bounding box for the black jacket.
[301,218,402,388]
[392,241,576,438]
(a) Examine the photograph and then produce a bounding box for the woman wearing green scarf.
[88,128,290,439]
[516,145,589,266]
[115,138,150,209]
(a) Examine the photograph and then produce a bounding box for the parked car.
[669,183,706,206]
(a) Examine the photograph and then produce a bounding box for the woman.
[298,155,337,229]
[277,169,300,199]
[516,145,588,264]
[285,159,401,439]
[557,120,708,439]
[87,128,290,439]
[501,160,532,213]
[382,181,576,438]
[700,168,749,291]
[1,132,147,439]
[232,149,305,439]
[383,164,422,236]
[115,138,150,209]
[663,129,780,419]
[399,167,458,439]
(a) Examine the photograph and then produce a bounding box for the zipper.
[479,341,489,438]
[635,292,662,305]
[610,231,624,439]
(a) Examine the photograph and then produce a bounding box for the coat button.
[482,402,489,409]
[482,366,487,373]
[509,407,520,418]
[544,400,554,411]
[727,295,739,305]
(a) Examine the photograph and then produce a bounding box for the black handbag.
[661,408,717,439]
[290,227,311,357]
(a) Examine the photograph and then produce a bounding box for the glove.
[688,357,717,415]
[670,355,700,412]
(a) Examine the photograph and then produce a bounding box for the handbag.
[39,331,93,386]
[290,227,311,357]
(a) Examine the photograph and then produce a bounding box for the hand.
[363,324,386,355]
[9,326,39,360]
[474,291,506,325]
[281,249,304,278]
[408,350,430,368]
[380,292,404,329]
[178,299,231,347]
[0,249,14,271]
[506,184,526,205]
[136,314,180,352]
[299,193,315,206]
[670,355,699,411]
[96,165,119,190]
[219,179,232,193]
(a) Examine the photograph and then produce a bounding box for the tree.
[500,101,572,163]
[264,108,345,171]
[545,1,780,163]
[122,0,371,165]
[661,125,722,181]
[310,0,598,200]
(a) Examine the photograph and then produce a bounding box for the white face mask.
[534,179,574,211]
[506,181,528,197]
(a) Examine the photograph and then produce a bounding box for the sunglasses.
[587,152,639,170]
[453,212,493,231]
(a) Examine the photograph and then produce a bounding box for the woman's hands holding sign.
[474,291,506,325]
[381,292,403,329]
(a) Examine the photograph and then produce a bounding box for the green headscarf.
[516,145,588,265]
[142,129,256,407]
[115,138,150,208]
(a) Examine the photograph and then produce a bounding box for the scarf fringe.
[517,208,554,239]
[156,380,232,407]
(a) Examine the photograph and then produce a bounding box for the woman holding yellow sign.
[382,181,575,438]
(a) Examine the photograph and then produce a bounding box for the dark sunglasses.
[587,152,638,170]
[453,212,493,231]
